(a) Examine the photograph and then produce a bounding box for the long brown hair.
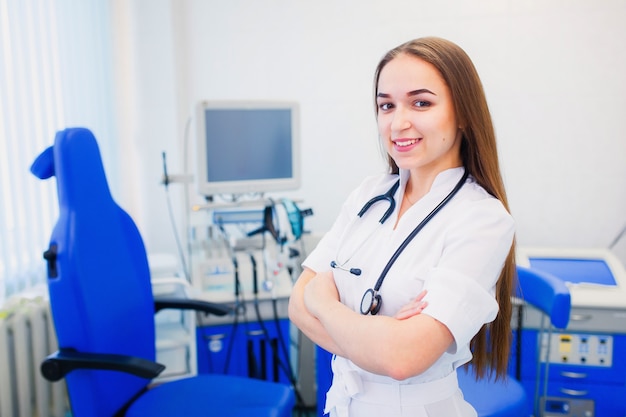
[374,37,516,379]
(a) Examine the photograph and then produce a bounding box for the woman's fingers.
[394,290,428,320]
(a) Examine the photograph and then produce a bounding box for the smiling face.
[376,53,463,180]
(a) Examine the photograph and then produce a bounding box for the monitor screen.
[195,100,301,197]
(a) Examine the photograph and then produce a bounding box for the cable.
[161,114,193,282]
[162,151,190,281]
[222,254,245,374]
[259,249,295,382]
[272,298,298,383]
[197,197,310,408]
[609,223,626,250]
[181,116,194,280]
[249,253,306,407]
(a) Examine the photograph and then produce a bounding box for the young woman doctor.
[288,37,516,416]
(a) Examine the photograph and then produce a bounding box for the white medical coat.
[303,167,515,415]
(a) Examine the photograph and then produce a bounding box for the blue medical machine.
[516,247,626,417]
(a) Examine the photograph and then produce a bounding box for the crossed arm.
[288,268,454,380]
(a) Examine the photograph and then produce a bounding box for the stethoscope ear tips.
[330,261,362,276]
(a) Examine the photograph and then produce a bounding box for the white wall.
[113,0,626,265]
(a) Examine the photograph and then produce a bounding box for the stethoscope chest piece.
[360,288,382,315]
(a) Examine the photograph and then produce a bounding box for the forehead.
[377,53,448,95]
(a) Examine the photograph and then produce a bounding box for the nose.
[390,106,411,132]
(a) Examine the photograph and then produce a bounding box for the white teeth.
[395,139,417,147]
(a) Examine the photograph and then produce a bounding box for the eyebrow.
[377,88,436,99]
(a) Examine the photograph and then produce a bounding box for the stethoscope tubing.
[332,168,469,315]
[371,169,469,293]
[357,179,400,224]
[331,180,400,273]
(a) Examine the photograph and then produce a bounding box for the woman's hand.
[289,268,346,356]
[394,289,428,320]
[303,270,339,318]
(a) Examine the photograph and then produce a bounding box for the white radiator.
[0,298,68,417]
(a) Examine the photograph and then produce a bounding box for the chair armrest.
[40,348,165,382]
[153,296,231,316]
[516,265,571,329]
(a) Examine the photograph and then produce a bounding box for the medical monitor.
[195,100,301,197]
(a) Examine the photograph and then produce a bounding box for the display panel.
[195,100,300,197]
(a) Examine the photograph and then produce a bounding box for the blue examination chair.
[30,127,295,417]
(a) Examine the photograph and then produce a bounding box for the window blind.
[0,0,116,305]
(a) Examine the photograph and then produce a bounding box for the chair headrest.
[31,127,114,211]
[30,146,55,179]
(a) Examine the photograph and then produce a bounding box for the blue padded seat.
[126,374,294,417]
[31,127,295,417]
[458,367,529,417]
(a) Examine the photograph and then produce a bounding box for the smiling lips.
[393,138,421,152]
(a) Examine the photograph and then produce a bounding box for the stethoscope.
[331,169,469,315]
[329,180,400,276]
